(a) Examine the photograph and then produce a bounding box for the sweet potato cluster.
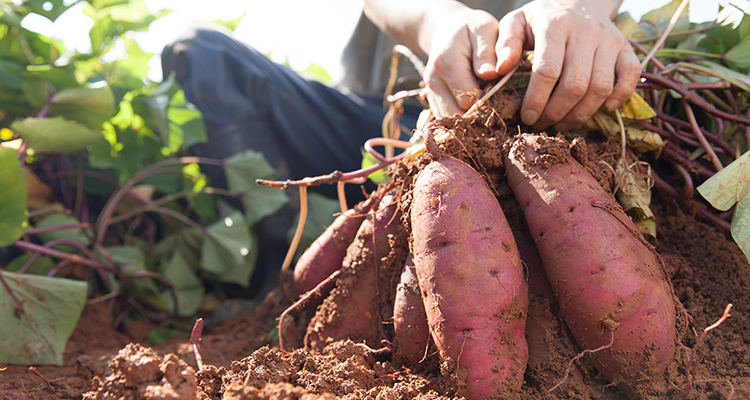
[289,132,681,400]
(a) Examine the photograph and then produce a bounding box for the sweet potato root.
[411,156,528,399]
[293,195,378,295]
[393,253,429,368]
[504,134,677,396]
[305,193,403,350]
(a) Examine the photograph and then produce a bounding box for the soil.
[1,93,749,400]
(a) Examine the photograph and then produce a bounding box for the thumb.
[496,10,527,75]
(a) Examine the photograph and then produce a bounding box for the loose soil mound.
[1,96,748,399]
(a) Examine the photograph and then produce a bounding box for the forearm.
[362,0,469,55]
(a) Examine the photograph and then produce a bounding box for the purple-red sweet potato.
[305,194,402,350]
[393,253,430,367]
[504,134,677,395]
[293,195,377,296]
[411,157,528,399]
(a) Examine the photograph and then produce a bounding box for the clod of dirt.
[82,343,197,400]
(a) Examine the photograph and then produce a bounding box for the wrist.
[606,0,624,19]
[419,1,472,53]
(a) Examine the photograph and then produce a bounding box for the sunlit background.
[20,0,732,83]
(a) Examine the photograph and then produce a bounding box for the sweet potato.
[305,193,402,350]
[293,195,378,295]
[393,253,429,367]
[504,134,676,395]
[411,157,528,399]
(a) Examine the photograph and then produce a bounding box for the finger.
[469,17,500,80]
[533,35,596,129]
[604,48,641,111]
[424,73,463,118]
[521,23,564,126]
[429,45,481,112]
[495,10,527,75]
[553,47,617,131]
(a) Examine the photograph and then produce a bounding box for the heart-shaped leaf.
[0,271,87,365]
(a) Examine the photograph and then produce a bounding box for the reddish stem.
[655,111,736,157]
[14,239,117,273]
[191,318,204,370]
[682,100,723,171]
[25,222,92,236]
[636,81,732,91]
[642,72,750,127]
[678,304,733,400]
[630,41,666,70]
[279,269,342,353]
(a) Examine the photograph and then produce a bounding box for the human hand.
[422,0,640,130]
[496,0,641,131]
[421,7,504,119]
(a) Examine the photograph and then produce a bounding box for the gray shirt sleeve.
[337,0,530,97]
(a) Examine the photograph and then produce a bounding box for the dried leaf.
[618,92,657,120]
[585,111,665,153]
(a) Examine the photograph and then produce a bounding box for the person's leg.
[161,25,420,298]
[162,25,418,200]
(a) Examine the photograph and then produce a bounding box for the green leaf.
[683,61,750,92]
[361,148,390,184]
[641,0,691,45]
[49,82,116,129]
[19,0,73,21]
[84,1,169,54]
[34,214,92,253]
[242,186,290,225]
[0,147,28,246]
[0,2,22,26]
[106,245,160,298]
[224,149,288,224]
[201,211,252,275]
[224,149,277,189]
[166,104,206,151]
[0,60,24,89]
[5,254,56,276]
[88,0,131,10]
[0,270,87,365]
[107,244,144,267]
[159,247,204,316]
[697,151,750,263]
[211,14,244,31]
[140,75,204,151]
[24,64,79,87]
[0,26,61,66]
[725,31,750,69]
[216,230,258,288]
[22,78,50,109]
[107,38,154,88]
[300,63,333,85]
[12,116,103,154]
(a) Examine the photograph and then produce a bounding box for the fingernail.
[604,100,618,111]
[522,110,538,125]
[478,63,495,75]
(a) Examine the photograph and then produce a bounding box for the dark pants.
[161,26,420,297]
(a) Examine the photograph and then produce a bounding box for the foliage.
[0,0,338,365]
[0,270,87,366]
[698,151,750,263]
[0,146,28,246]
[609,0,750,259]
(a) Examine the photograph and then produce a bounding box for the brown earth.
[1,94,749,400]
